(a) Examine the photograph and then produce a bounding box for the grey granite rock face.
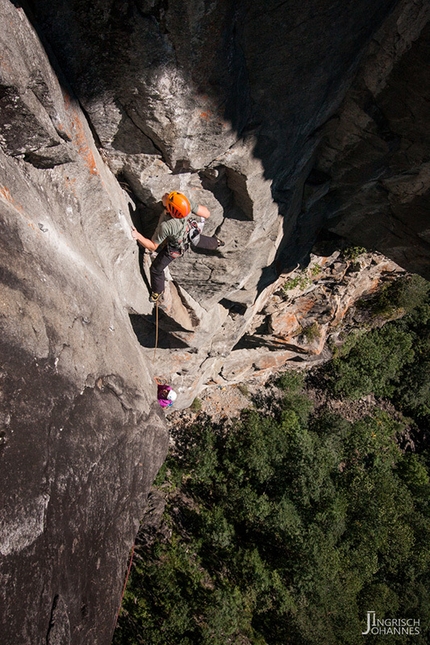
[0,1,74,164]
[0,3,168,643]
[1,0,430,643]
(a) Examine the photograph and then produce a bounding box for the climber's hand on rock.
[131,227,139,240]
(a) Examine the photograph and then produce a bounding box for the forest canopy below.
[114,275,430,645]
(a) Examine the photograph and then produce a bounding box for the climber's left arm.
[194,204,211,219]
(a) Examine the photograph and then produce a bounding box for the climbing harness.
[166,219,201,257]
[167,242,186,259]
[188,220,201,247]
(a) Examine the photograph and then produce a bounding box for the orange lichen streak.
[63,91,99,176]
[0,185,23,213]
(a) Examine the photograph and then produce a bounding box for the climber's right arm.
[131,227,159,252]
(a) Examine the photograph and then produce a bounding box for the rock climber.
[156,382,177,408]
[131,191,224,303]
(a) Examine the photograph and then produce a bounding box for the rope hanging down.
[153,299,159,361]
[152,301,177,407]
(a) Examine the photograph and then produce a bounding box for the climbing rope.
[116,542,135,623]
[153,299,159,361]
[153,300,178,406]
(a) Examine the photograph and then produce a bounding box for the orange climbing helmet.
[165,191,191,219]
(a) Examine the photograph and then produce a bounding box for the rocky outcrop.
[228,246,405,378]
[1,0,430,643]
[149,243,405,390]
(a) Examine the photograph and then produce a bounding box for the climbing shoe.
[216,237,225,248]
[149,292,161,303]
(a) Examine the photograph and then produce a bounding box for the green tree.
[114,362,430,645]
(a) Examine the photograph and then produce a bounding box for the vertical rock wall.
[307,0,430,278]
[1,0,430,643]
[0,3,168,644]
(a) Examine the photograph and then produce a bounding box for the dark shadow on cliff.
[129,314,189,350]
[22,0,401,172]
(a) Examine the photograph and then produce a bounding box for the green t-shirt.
[152,202,198,247]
